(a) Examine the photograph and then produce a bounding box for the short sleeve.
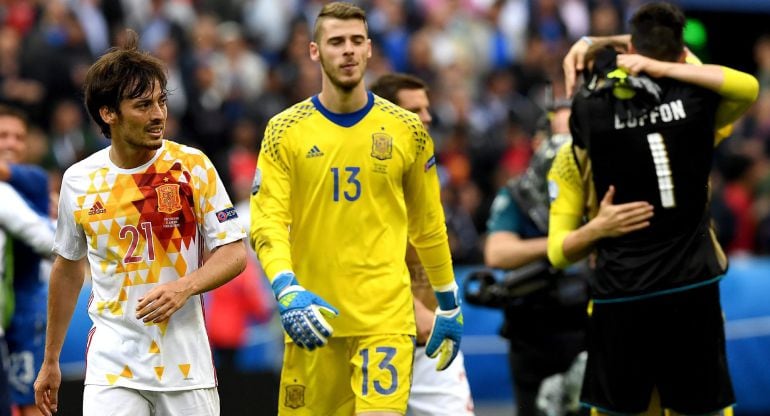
[486,187,521,234]
[53,172,87,260]
[196,155,247,250]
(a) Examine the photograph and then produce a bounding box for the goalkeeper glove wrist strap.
[434,282,460,311]
[271,271,299,299]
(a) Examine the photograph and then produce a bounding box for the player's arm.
[547,144,654,268]
[3,163,49,214]
[413,297,434,345]
[0,183,54,257]
[403,122,462,371]
[564,34,631,96]
[616,54,759,130]
[135,240,247,323]
[249,118,338,350]
[250,118,294,280]
[34,255,86,416]
[547,144,589,268]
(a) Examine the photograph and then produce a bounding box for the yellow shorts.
[278,334,414,415]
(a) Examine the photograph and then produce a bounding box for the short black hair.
[629,2,686,62]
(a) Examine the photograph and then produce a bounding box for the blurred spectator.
[718,152,758,254]
[210,21,268,118]
[242,0,298,61]
[204,258,271,374]
[46,99,103,170]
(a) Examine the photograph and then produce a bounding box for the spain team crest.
[371,132,393,160]
[156,183,182,214]
[285,384,305,409]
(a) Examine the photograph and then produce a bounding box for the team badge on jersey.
[156,183,182,213]
[371,132,393,160]
[285,384,305,409]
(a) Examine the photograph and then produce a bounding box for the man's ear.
[309,42,320,62]
[99,106,116,125]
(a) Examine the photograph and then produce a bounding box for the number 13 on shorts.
[352,334,413,412]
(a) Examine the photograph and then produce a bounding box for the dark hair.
[313,2,368,42]
[369,73,428,104]
[629,2,686,62]
[0,104,28,128]
[83,29,168,138]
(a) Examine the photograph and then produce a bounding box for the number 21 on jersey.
[120,222,155,263]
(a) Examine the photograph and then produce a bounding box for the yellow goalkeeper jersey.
[251,92,454,337]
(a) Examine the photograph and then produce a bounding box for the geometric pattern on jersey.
[56,140,245,391]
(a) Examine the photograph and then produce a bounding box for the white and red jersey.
[55,140,245,391]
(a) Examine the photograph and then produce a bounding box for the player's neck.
[109,140,159,169]
[317,81,368,113]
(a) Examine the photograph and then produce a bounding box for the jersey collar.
[311,91,375,128]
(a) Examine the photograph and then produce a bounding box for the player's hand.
[592,185,654,238]
[136,278,193,323]
[34,361,62,416]
[564,36,593,97]
[272,272,339,350]
[425,283,463,371]
[617,54,671,78]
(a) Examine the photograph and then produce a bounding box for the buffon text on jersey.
[614,99,686,130]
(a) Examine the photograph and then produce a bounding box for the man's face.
[0,115,27,163]
[106,80,167,151]
[396,88,432,128]
[310,18,371,91]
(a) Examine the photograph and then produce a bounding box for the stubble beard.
[321,56,365,92]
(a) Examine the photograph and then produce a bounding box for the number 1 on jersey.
[647,133,676,208]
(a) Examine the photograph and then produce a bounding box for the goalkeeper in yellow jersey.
[249,3,462,415]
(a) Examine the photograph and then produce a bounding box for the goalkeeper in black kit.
[547,2,759,415]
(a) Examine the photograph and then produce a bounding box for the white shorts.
[83,385,219,416]
[408,348,475,416]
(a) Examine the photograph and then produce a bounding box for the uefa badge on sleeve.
[251,168,262,195]
[548,179,559,203]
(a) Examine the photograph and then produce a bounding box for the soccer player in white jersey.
[32,30,247,416]
[0,181,55,416]
[250,3,463,415]
[370,73,475,415]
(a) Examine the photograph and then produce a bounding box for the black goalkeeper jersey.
[570,77,728,300]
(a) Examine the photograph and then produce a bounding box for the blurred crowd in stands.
[3,0,770,264]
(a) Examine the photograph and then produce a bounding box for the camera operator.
[480,100,588,416]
